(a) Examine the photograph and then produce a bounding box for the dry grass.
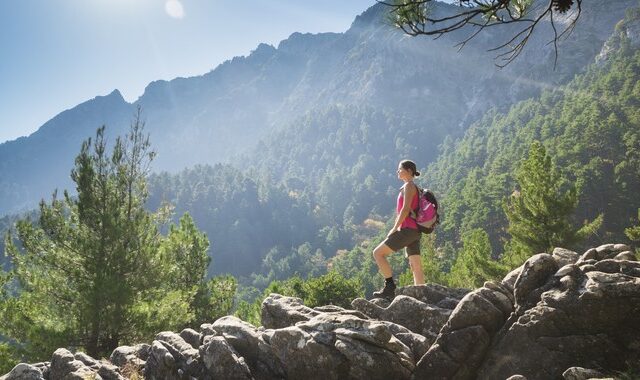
[120,362,144,380]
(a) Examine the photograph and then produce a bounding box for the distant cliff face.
[0,0,635,216]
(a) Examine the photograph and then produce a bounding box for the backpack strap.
[410,183,422,220]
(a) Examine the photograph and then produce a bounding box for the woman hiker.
[372,159,424,299]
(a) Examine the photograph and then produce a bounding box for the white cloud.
[165,0,185,19]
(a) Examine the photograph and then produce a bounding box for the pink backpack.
[411,187,440,234]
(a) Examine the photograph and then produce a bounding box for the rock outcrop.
[2,243,639,380]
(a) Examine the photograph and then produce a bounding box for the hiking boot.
[373,281,396,299]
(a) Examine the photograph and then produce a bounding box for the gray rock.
[554,264,587,292]
[414,284,512,379]
[613,244,631,252]
[590,244,631,261]
[1,363,44,380]
[552,247,579,267]
[592,259,640,275]
[483,280,515,304]
[436,297,461,309]
[65,367,102,380]
[379,321,432,361]
[313,305,369,319]
[334,334,412,380]
[513,253,558,311]
[477,287,513,318]
[414,342,459,380]
[261,294,369,330]
[369,297,392,308]
[501,266,524,293]
[596,244,616,254]
[30,364,48,380]
[267,313,414,380]
[70,353,123,380]
[96,363,125,380]
[179,328,202,349]
[199,323,217,336]
[210,315,286,380]
[562,366,607,380]
[146,332,203,379]
[50,348,100,380]
[396,284,469,307]
[270,326,346,379]
[110,344,147,368]
[73,352,98,368]
[614,251,637,261]
[212,316,262,362]
[445,290,506,335]
[199,336,253,379]
[555,264,579,278]
[351,295,451,339]
[580,248,598,262]
[145,341,180,380]
[261,294,321,329]
[475,246,640,380]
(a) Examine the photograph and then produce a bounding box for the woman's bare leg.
[373,242,394,278]
[408,255,425,285]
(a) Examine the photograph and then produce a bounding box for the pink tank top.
[397,184,419,230]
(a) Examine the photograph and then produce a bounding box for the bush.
[303,271,363,308]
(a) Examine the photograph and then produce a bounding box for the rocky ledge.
[2,243,639,380]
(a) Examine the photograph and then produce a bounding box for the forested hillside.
[146,165,325,279]
[428,8,640,257]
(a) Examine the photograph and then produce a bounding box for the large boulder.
[562,367,608,380]
[476,245,640,380]
[552,247,580,267]
[199,336,253,379]
[261,294,368,329]
[144,332,206,379]
[261,294,321,329]
[110,343,149,368]
[414,281,514,379]
[351,295,451,343]
[209,316,287,380]
[377,320,432,361]
[266,313,414,380]
[0,364,44,380]
[49,348,103,380]
[396,284,470,309]
[513,253,559,312]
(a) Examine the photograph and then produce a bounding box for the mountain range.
[0,0,635,217]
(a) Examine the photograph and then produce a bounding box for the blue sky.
[0,0,378,144]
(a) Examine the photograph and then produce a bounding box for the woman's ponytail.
[400,160,419,177]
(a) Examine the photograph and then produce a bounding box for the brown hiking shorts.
[383,228,421,257]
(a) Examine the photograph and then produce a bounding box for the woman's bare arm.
[388,183,417,235]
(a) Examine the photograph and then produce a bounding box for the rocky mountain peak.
[597,7,640,63]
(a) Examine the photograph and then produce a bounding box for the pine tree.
[448,229,507,289]
[502,141,602,266]
[0,110,232,363]
[625,209,640,242]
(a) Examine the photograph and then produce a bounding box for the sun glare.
[165,0,185,19]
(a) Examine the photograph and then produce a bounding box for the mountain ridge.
[0,0,635,216]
